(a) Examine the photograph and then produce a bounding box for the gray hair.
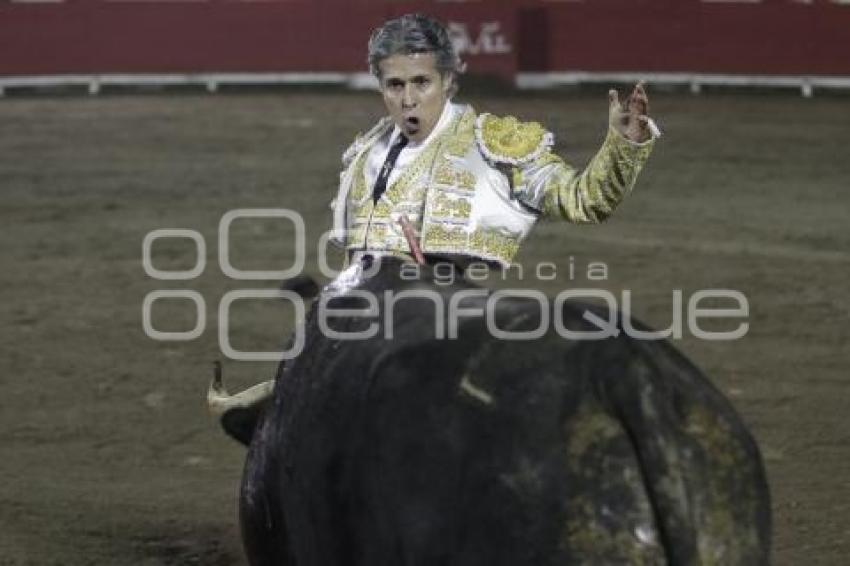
[367,14,464,84]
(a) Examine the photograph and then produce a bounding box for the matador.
[331,13,659,270]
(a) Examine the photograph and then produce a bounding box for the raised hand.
[609,81,653,143]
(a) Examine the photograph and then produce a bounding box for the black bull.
[230,259,770,565]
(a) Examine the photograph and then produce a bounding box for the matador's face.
[378,53,451,143]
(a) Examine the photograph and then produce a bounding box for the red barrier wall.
[0,0,848,78]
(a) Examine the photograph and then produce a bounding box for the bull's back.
[240,285,770,565]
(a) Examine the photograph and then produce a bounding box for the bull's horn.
[206,361,275,417]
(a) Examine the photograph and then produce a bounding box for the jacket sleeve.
[518,127,655,224]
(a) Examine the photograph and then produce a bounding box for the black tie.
[373,134,408,204]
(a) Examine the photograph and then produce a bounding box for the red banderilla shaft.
[398,215,426,266]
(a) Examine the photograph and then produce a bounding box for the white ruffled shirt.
[364,100,459,192]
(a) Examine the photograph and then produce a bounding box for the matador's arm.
[532,127,655,223]
[480,83,658,224]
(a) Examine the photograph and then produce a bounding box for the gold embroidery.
[381,138,443,205]
[476,114,552,164]
[422,223,463,248]
[445,138,470,156]
[433,162,475,191]
[363,223,390,249]
[348,151,370,202]
[345,107,529,266]
[541,127,655,223]
[429,191,472,219]
[444,111,476,156]
[373,199,392,218]
[348,107,478,249]
[348,224,367,250]
[535,152,563,168]
[469,228,521,262]
[364,220,412,253]
[511,167,524,190]
[423,223,521,265]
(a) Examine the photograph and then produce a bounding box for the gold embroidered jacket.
[331,104,654,267]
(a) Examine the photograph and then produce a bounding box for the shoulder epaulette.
[474,113,554,166]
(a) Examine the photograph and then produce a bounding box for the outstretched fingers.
[609,83,656,140]
[609,89,622,113]
[631,81,649,116]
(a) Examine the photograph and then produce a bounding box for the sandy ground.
[1,89,847,565]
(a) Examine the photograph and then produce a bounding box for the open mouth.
[403,116,420,135]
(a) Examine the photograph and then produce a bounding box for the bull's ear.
[280,274,320,299]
